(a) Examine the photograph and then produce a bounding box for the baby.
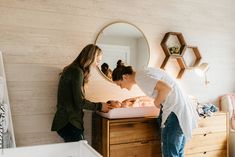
[106,100,122,108]
[107,96,154,108]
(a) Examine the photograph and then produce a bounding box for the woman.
[112,64,198,157]
[51,44,111,142]
[101,62,112,79]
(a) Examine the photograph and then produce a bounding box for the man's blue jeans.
[161,112,186,157]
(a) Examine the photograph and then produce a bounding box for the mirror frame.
[94,21,150,82]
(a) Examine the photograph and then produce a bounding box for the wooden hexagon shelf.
[160,57,186,79]
[182,46,202,69]
[160,32,187,79]
[176,58,186,78]
[160,32,203,79]
[160,32,187,57]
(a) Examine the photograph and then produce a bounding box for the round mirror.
[95,22,150,81]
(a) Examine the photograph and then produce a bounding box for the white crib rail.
[1,140,102,157]
[0,51,16,148]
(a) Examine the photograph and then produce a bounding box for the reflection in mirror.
[95,22,150,81]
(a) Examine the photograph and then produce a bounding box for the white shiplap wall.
[0,0,234,146]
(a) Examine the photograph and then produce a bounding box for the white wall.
[0,0,234,146]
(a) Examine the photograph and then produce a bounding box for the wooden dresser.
[92,112,228,157]
[185,112,228,157]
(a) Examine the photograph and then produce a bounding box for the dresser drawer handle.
[203,151,207,154]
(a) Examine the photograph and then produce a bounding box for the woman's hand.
[101,103,113,113]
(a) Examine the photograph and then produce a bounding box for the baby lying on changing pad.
[97,96,159,119]
[107,96,155,108]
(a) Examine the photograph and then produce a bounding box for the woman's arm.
[153,80,172,108]
[72,68,109,112]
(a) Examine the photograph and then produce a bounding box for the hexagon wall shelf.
[162,57,186,79]
[160,32,187,57]
[176,58,186,78]
[182,46,202,69]
[160,32,202,79]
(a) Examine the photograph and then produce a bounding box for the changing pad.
[96,106,160,119]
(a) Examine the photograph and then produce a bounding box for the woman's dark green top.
[51,65,102,131]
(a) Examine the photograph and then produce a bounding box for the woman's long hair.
[62,44,102,85]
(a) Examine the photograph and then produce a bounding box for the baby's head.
[107,100,122,108]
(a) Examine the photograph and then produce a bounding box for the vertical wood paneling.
[0,0,234,147]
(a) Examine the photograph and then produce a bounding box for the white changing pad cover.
[96,106,160,119]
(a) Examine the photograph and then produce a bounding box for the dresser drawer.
[110,140,161,157]
[193,113,227,135]
[185,132,227,154]
[109,118,159,144]
[185,149,227,157]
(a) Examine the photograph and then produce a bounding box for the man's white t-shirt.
[135,67,198,140]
